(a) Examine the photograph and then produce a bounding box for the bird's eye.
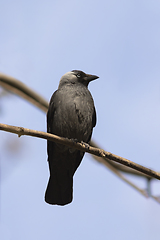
[77,73,81,78]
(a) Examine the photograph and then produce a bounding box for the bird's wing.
[92,106,97,128]
[47,90,58,155]
[47,90,58,132]
[85,106,96,145]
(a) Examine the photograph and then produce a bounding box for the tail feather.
[45,148,84,206]
[45,169,73,206]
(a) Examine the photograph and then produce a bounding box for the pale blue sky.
[1,1,160,239]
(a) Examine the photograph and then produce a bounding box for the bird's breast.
[52,88,94,142]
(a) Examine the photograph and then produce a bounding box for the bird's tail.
[45,167,73,206]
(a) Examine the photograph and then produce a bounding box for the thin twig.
[151,195,160,204]
[91,141,153,178]
[0,123,160,181]
[0,72,49,112]
[91,154,148,197]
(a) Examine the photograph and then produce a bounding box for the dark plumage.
[45,70,98,205]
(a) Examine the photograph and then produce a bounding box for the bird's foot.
[80,141,90,149]
[70,138,79,143]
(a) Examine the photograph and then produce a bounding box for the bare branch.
[91,154,149,197]
[0,72,49,112]
[151,195,160,204]
[0,123,160,181]
[91,141,153,178]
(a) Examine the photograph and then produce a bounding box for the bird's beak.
[85,74,99,82]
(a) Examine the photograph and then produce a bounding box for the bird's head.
[58,70,99,88]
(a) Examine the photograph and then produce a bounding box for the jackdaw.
[45,70,98,205]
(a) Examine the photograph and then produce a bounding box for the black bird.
[45,70,98,205]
